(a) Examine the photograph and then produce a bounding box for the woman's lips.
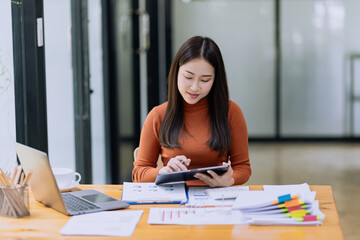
[188,92,199,99]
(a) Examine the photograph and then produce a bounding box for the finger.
[175,161,188,171]
[168,163,181,171]
[175,156,191,166]
[171,156,190,170]
[194,173,217,186]
[194,173,206,182]
[158,166,173,174]
[206,170,220,179]
[194,172,211,179]
[168,159,187,171]
[224,165,233,176]
[183,158,191,166]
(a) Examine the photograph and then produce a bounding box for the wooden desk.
[0,185,343,239]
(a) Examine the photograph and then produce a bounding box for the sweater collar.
[183,97,208,113]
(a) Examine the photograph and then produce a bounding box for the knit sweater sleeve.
[228,100,252,185]
[132,104,165,182]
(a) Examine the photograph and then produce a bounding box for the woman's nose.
[190,80,200,91]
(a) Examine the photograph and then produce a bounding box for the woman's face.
[177,58,215,105]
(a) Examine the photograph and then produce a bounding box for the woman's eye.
[201,79,211,82]
[184,76,192,79]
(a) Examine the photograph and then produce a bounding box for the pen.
[295,215,322,222]
[9,163,18,182]
[21,170,33,186]
[136,198,184,204]
[13,165,23,185]
[138,200,174,203]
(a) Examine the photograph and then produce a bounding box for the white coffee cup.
[52,167,81,189]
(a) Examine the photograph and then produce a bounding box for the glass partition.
[280,0,360,137]
[44,0,107,183]
[115,0,136,182]
[89,0,106,183]
[172,0,276,137]
[44,0,76,169]
[0,1,16,168]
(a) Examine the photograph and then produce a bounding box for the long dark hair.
[159,36,231,156]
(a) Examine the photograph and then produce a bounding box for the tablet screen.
[155,164,229,185]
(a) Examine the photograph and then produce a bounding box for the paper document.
[246,217,323,226]
[122,182,188,204]
[148,207,245,225]
[263,183,311,193]
[232,191,316,210]
[187,186,249,207]
[205,186,249,199]
[60,210,143,237]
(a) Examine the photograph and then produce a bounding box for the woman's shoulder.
[228,100,243,113]
[147,101,168,120]
[228,100,245,121]
[142,102,168,132]
[151,101,167,113]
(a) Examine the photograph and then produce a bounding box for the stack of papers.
[145,183,325,226]
[232,183,325,225]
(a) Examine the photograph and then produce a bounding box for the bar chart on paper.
[148,207,245,225]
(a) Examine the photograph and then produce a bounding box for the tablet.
[155,164,229,185]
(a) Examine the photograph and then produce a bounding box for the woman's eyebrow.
[184,70,213,77]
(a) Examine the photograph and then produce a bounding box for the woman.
[132,36,251,187]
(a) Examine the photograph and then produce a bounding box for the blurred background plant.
[0,49,11,97]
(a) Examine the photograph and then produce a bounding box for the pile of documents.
[232,183,325,225]
[142,182,325,226]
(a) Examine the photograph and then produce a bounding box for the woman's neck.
[183,97,208,113]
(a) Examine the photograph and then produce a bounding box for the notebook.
[14,142,129,216]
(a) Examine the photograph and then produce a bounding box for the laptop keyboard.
[62,193,100,213]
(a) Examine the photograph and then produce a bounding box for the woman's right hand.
[158,155,191,174]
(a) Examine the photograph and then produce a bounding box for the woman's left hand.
[194,162,235,187]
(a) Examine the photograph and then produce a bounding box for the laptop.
[14,142,129,216]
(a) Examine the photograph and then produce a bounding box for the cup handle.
[74,172,82,184]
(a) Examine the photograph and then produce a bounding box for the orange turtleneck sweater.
[132,98,251,186]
